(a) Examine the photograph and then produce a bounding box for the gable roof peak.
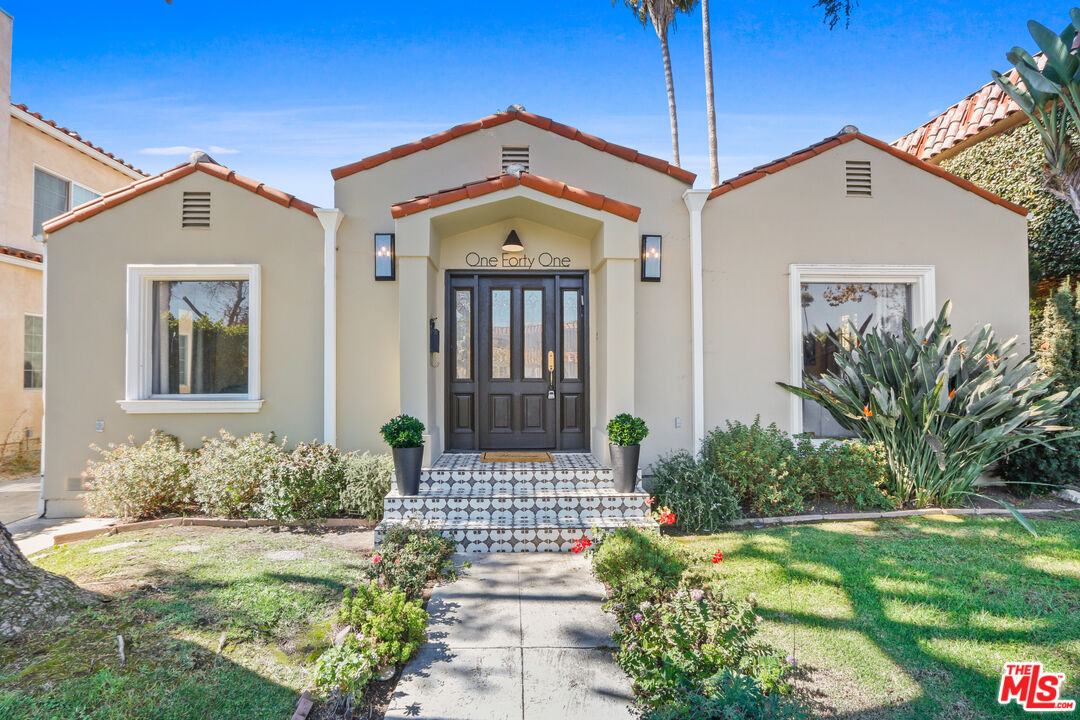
[330,109,696,184]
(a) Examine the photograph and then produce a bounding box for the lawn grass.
[0,525,372,720]
[675,514,1080,720]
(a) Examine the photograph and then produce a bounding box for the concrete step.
[408,468,642,494]
[383,493,650,524]
[375,516,659,553]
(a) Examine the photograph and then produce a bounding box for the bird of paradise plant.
[779,300,1078,534]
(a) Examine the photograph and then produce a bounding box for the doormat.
[480,451,554,463]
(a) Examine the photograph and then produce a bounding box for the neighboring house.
[893,56,1079,283]
[0,10,144,457]
[39,108,1028,517]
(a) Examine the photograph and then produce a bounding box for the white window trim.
[24,312,43,392]
[788,264,935,435]
[119,264,263,414]
[32,164,103,240]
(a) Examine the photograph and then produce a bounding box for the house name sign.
[464,251,573,269]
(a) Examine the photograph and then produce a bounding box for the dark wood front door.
[446,272,589,451]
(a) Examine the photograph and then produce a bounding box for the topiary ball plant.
[380,414,425,449]
[608,413,649,446]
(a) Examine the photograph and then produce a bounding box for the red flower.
[712,550,724,563]
[372,553,381,564]
[647,496,656,505]
[572,536,593,554]
[657,511,676,526]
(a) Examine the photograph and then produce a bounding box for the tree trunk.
[659,30,681,168]
[701,0,719,187]
[0,520,99,640]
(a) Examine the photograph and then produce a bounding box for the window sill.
[117,399,264,414]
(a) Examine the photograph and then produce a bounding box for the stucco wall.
[700,138,1030,436]
[333,119,694,464]
[0,260,42,449]
[6,116,136,251]
[42,173,323,516]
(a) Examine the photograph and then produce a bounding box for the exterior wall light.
[502,229,524,253]
[374,233,395,281]
[641,234,662,282]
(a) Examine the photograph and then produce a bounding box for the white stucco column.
[315,208,344,446]
[683,190,708,453]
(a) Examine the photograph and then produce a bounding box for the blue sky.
[3,0,1062,206]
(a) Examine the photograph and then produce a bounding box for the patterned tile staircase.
[375,453,658,552]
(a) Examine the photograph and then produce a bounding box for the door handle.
[547,351,555,399]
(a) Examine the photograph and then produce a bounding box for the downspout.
[314,208,344,446]
[682,190,709,453]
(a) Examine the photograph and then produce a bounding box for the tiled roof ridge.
[390,172,642,222]
[0,244,43,263]
[12,102,147,176]
[891,54,1045,162]
[42,158,318,235]
[332,110,696,185]
[707,131,1027,216]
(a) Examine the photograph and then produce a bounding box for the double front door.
[446,272,588,450]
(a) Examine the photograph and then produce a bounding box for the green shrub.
[616,587,790,708]
[83,431,191,519]
[1000,281,1080,493]
[380,415,425,449]
[780,300,1076,509]
[648,451,739,531]
[802,441,897,510]
[256,441,345,522]
[338,584,427,667]
[608,413,649,446]
[644,670,809,720]
[191,430,285,517]
[314,642,376,698]
[700,419,811,516]
[363,524,457,600]
[591,528,686,622]
[340,452,394,519]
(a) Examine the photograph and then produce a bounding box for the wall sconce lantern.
[641,234,662,282]
[502,229,524,253]
[374,233,395,281]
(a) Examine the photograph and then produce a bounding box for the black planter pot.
[609,443,640,493]
[392,446,424,495]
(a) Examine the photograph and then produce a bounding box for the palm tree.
[701,0,718,186]
[617,0,698,168]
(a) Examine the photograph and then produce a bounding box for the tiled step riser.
[374,523,655,553]
[411,468,638,485]
[384,496,649,524]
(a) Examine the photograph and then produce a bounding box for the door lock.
[547,351,556,399]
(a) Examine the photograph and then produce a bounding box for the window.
[121,265,262,413]
[33,167,101,237]
[789,265,934,438]
[23,315,42,389]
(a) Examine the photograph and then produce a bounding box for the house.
[0,10,144,463]
[893,55,1078,284]
[39,108,1029,524]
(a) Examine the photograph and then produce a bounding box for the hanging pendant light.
[502,229,524,253]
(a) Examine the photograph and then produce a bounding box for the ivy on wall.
[940,121,1080,282]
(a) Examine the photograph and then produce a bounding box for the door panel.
[445,272,589,451]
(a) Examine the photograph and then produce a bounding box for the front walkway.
[385,553,634,720]
[0,474,39,524]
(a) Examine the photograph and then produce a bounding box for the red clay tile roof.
[0,244,43,263]
[708,131,1027,216]
[12,102,147,177]
[390,172,642,222]
[333,110,696,185]
[42,159,318,234]
[891,57,1043,162]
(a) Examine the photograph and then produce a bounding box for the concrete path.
[385,553,634,720]
[8,515,116,555]
[0,474,39,524]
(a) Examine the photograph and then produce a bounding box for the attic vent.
[845,160,872,197]
[182,191,211,229]
[501,146,530,174]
